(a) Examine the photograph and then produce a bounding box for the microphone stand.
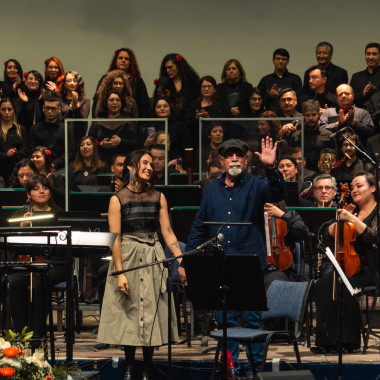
[110,243,219,378]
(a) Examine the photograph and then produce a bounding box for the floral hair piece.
[4,61,8,66]
[176,54,182,61]
[154,79,158,85]
[169,103,174,108]
[24,72,28,78]
[59,75,64,81]
[94,139,100,146]
[44,59,49,65]
[44,149,52,156]
[115,49,120,55]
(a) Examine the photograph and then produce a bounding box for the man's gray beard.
[228,167,242,177]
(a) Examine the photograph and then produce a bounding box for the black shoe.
[142,369,152,380]
[94,343,110,350]
[122,364,134,380]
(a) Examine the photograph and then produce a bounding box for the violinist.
[335,132,365,182]
[264,202,309,286]
[312,171,378,354]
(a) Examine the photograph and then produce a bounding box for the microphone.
[329,126,347,139]
[196,233,224,250]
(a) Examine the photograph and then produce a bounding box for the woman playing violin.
[312,171,378,354]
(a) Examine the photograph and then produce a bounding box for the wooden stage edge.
[51,317,380,365]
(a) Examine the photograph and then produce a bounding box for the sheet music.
[325,247,361,296]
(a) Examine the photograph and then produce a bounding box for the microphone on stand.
[196,233,224,250]
[329,126,348,139]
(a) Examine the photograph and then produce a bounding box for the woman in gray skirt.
[97,149,185,380]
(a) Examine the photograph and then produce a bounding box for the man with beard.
[185,138,286,377]
[289,100,334,171]
[320,84,374,145]
[277,88,302,141]
[350,42,380,109]
[110,154,126,192]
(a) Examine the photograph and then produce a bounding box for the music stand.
[183,253,267,379]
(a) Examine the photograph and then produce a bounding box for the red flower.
[0,367,15,376]
[59,75,64,81]
[23,72,28,78]
[175,54,182,61]
[169,103,174,108]
[2,347,20,357]
[44,59,49,65]
[153,79,158,85]
[46,376,52,380]
[115,49,120,55]
[44,149,52,156]
[94,139,100,146]
[3,61,8,67]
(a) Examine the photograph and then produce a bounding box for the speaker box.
[260,370,315,379]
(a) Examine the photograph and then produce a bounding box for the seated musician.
[312,171,378,354]
[264,202,309,286]
[312,174,337,208]
[8,174,65,347]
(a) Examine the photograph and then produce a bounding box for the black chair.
[210,280,313,377]
[361,285,380,354]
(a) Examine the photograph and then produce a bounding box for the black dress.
[314,206,378,350]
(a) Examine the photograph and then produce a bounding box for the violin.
[332,184,360,299]
[264,213,293,271]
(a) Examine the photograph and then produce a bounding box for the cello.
[332,184,360,299]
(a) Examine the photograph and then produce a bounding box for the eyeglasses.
[43,106,59,111]
[314,186,334,192]
[280,97,295,103]
[342,142,355,148]
[224,151,245,158]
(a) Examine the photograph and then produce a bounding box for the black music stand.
[183,253,267,379]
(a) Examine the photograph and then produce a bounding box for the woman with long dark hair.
[0,98,27,185]
[69,136,108,190]
[97,150,184,379]
[9,158,36,188]
[0,59,23,100]
[30,146,65,207]
[94,48,150,117]
[159,53,200,106]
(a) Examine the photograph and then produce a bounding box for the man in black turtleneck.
[29,93,74,170]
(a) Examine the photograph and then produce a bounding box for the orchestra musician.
[8,174,65,347]
[312,171,378,354]
[264,202,309,286]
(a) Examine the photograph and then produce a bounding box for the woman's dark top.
[16,91,43,133]
[118,187,161,234]
[0,124,28,185]
[69,163,110,191]
[89,119,142,164]
[216,80,253,116]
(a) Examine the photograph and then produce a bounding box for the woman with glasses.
[94,48,150,118]
[0,98,27,186]
[16,70,44,133]
[89,92,141,164]
[187,76,223,149]
[43,57,65,92]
